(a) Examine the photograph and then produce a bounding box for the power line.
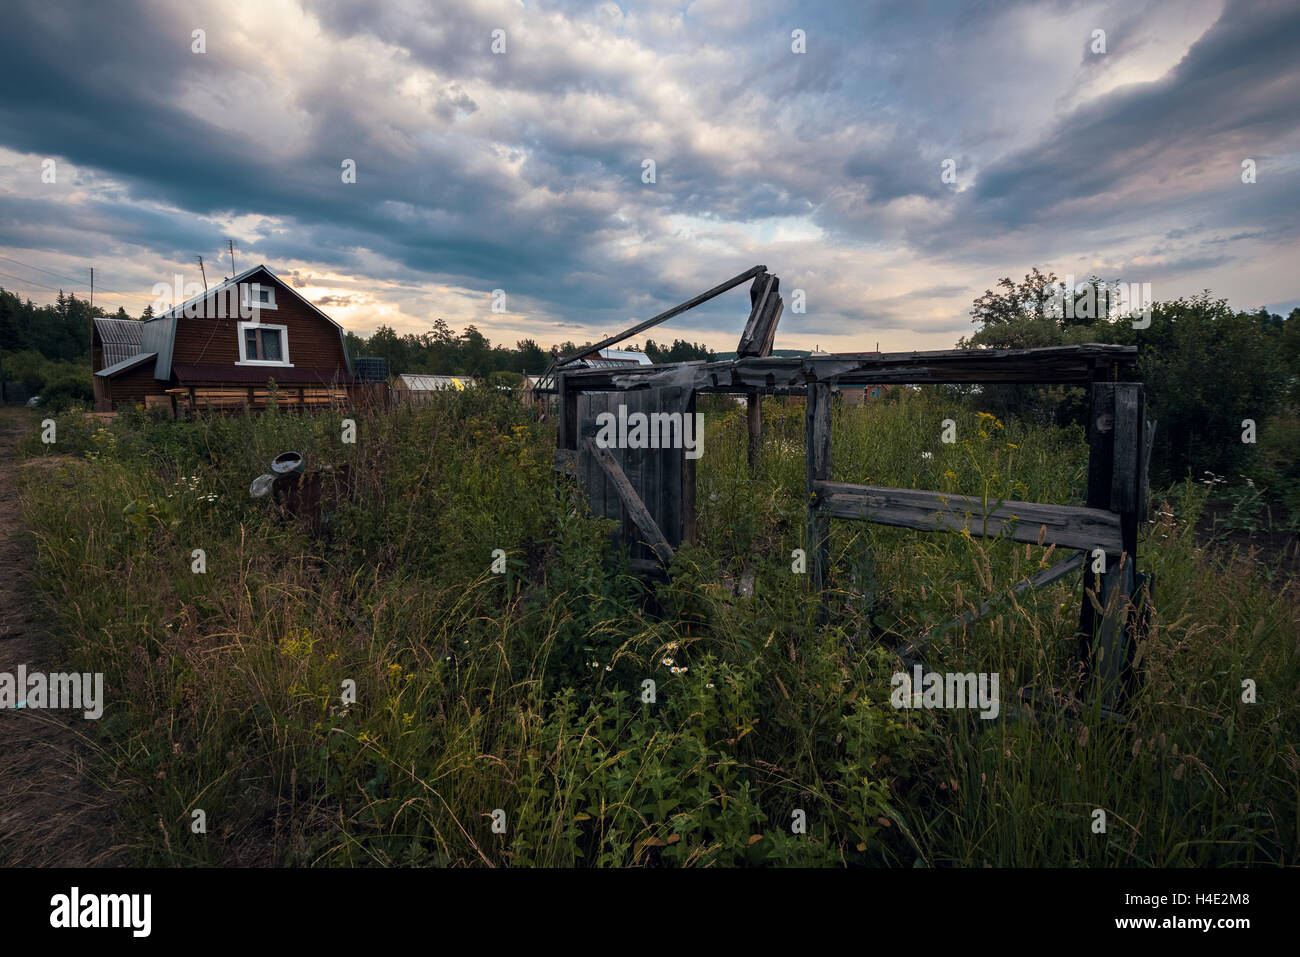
[0,255,90,291]
[0,268,64,294]
[0,268,135,315]
[0,254,157,304]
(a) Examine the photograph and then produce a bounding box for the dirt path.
[0,407,127,866]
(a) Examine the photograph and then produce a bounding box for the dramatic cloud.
[1,0,1296,351]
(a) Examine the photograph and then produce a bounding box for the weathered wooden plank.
[1077,382,1115,660]
[737,272,775,357]
[658,385,684,549]
[562,344,1140,391]
[557,373,577,450]
[759,298,783,356]
[555,265,766,368]
[746,389,762,468]
[737,271,783,358]
[1091,553,1137,703]
[1086,383,1116,515]
[806,383,832,593]
[682,391,697,545]
[582,437,674,564]
[812,481,1124,553]
[898,551,1086,662]
[1111,384,1141,514]
[1076,381,1147,702]
[603,397,622,528]
[1139,417,1156,518]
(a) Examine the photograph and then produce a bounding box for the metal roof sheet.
[93,318,145,369]
[95,352,156,378]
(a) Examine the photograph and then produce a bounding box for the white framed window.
[241,282,277,311]
[237,321,292,366]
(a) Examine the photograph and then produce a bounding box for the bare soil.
[0,407,128,866]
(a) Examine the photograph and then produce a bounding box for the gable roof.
[93,317,144,369]
[141,264,353,380]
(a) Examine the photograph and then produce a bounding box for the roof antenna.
[196,255,208,291]
[228,239,236,277]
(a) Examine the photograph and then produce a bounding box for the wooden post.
[806,381,832,596]
[1078,381,1145,702]
[747,389,762,469]
[557,372,578,451]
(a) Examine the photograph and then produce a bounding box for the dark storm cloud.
[925,0,1300,252]
[0,0,1296,345]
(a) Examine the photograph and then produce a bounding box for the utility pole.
[197,255,208,291]
[228,239,236,276]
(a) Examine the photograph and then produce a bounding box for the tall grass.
[13,388,1297,866]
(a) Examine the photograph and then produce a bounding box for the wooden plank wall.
[575,385,690,562]
[168,268,349,372]
[168,385,349,415]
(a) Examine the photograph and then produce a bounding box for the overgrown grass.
[13,388,1298,866]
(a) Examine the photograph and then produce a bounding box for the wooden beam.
[1091,382,1145,703]
[582,438,674,565]
[812,481,1124,553]
[555,265,767,368]
[737,271,783,358]
[759,298,783,356]
[558,344,1140,391]
[557,372,578,451]
[1111,384,1141,514]
[898,551,1086,662]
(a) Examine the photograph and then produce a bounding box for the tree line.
[0,288,114,406]
[0,286,717,401]
[957,268,1300,503]
[342,318,715,383]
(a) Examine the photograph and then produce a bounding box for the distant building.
[392,373,473,403]
[828,349,893,406]
[835,384,894,406]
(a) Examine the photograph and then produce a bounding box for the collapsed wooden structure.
[545,266,1152,701]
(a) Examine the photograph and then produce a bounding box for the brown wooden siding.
[106,359,167,408]
[169,269,348,373]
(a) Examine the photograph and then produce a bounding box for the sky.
[1,0,1298,354]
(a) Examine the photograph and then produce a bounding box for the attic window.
[242,282,277,311]
[237,321,292,366]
